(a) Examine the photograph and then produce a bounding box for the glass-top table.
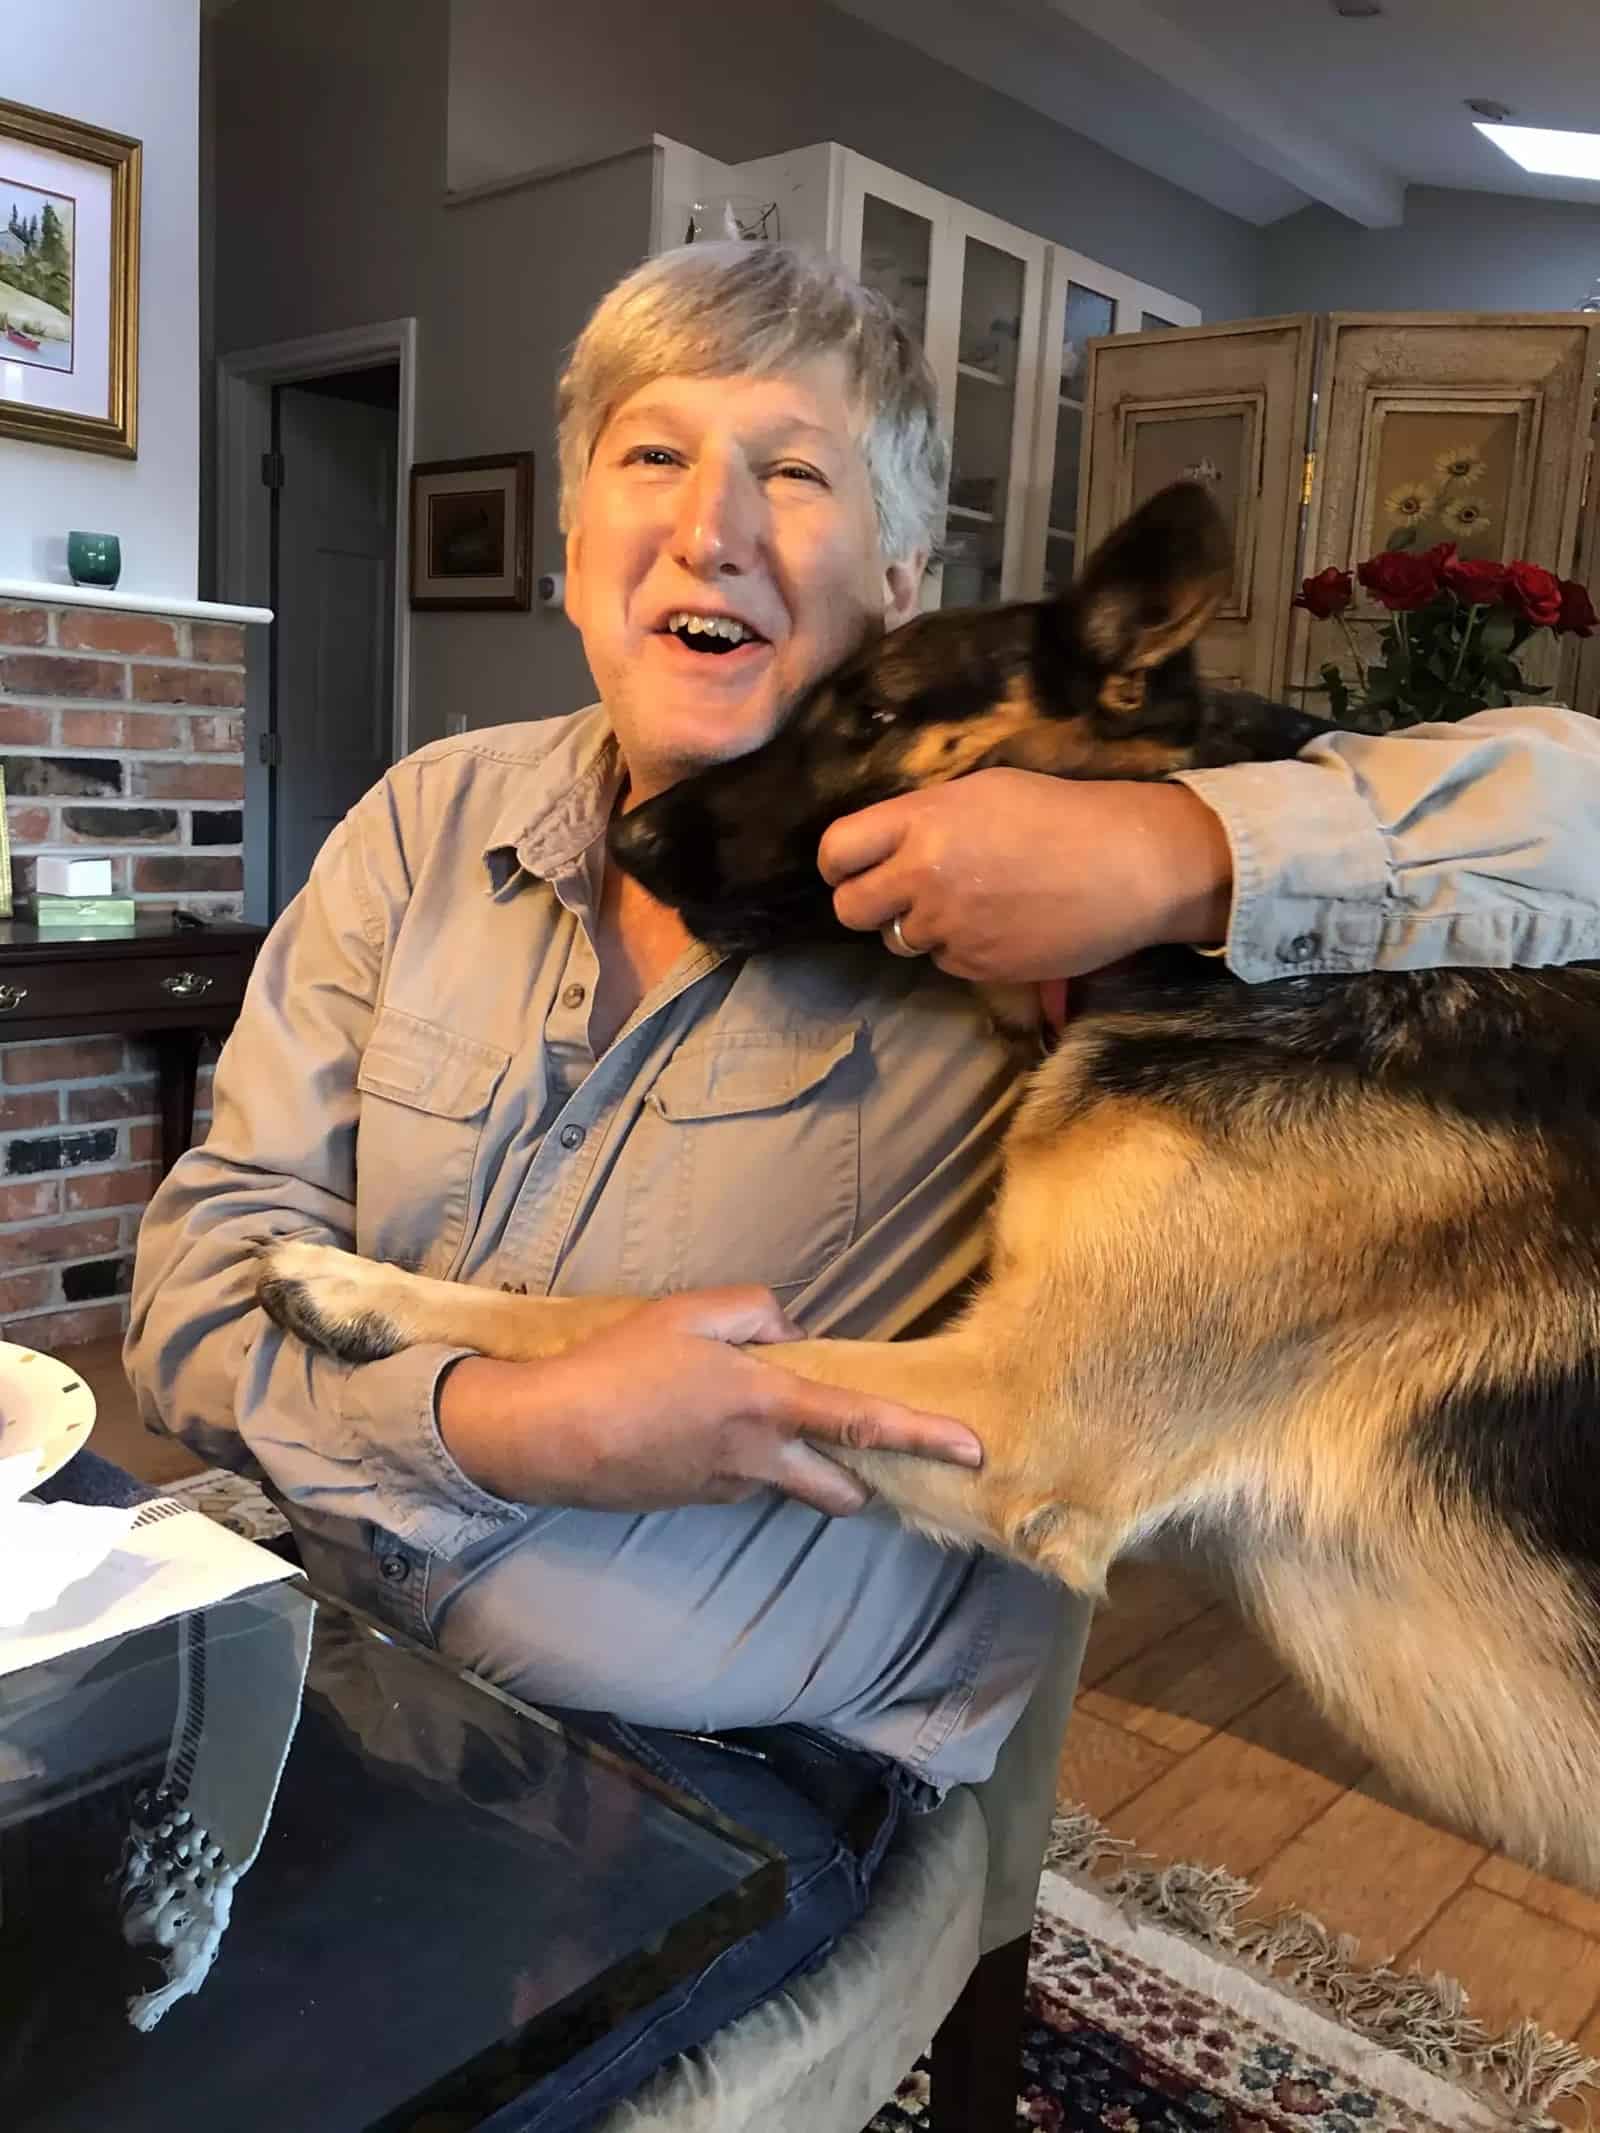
[0,1581,784,2131]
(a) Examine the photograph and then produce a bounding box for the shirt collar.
[482,705,625,893]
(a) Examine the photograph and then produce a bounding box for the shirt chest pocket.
[355,1007,510,1278]
[637,1026,865,1299]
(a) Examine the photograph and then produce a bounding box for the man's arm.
[124,803,509,1557]
[1176,703,1600,980]
[818,706,1600,984]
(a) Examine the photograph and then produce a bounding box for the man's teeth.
[667,612,759,644]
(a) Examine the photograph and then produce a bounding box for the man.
[128,241,1600,2126]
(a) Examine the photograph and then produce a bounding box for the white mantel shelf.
[0,579,273,626]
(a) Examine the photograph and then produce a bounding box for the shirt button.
[1281,933,1320,964]
[559,1122,586,1152]
[379,1553,410,1584]
[561,982,587,1010]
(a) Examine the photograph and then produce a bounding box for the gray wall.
[448,0,1263,325]
[209,0,1268,739]
[1261,187,1600,316]
[209,0,646,737]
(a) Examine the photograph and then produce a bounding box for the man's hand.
[436,1286,983,1518]
[818,769,1233,983]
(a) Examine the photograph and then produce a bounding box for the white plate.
[0,1343,98,1500]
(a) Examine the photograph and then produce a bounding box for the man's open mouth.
[661,610,769,656]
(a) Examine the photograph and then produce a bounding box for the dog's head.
[608,482,1329,953]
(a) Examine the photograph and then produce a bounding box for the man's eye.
[624,447,681,469]
[771,462,825,485]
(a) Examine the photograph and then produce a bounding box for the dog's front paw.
[255,1240,406,1364]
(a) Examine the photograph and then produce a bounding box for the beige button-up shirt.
[126,701,1600,1781]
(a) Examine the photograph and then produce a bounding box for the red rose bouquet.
[1293,542,1595,730]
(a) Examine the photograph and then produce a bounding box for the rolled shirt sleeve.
[124,799,518,1558]
[1175,705,1600,982]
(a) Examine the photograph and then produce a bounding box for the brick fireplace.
[0,594,249,1350]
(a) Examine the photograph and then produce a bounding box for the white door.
[271,384,397,911]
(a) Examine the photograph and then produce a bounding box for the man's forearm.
[1176,704,1600,981]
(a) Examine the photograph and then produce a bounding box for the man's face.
[565,355,923,806]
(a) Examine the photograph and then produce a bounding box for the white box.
[35,857,113,897]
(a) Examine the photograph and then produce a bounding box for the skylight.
[1474,124,1600,182]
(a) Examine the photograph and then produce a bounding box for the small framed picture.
[409,452,534,610]
[0,97,141,458]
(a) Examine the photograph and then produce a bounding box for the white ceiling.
[835,0,1600,228]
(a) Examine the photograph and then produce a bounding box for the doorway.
[215,318,417,923]
[267,366,399,913]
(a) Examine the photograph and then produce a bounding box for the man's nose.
[672,454,760,577]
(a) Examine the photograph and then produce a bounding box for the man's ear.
[563,520,585,629]
[883,552,926,631]
[1066,483,1232,715]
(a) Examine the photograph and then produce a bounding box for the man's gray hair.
[557,240,947,561]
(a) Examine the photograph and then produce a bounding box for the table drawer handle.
[160,971,214,999]
[0,982,28,1013]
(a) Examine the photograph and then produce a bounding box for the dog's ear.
[1065,482,1231,716]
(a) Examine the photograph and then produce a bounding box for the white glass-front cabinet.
[733,147,1043,609]
[686,140,1198,607]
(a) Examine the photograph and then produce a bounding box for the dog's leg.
[1240,1533,1600,1890]
[760,1327,1141,1592]
[256,1239,639,1365]
[256,1241,1136,1586]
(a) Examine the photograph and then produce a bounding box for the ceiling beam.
[1038,0,1404,227]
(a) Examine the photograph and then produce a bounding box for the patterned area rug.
[172,1472,1599,2132]
[869,1828,1599,2133]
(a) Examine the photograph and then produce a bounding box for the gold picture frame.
[0,765,13,921]
[0,96,141,458]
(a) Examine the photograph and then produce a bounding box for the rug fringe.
[1045,1804,1600,2127]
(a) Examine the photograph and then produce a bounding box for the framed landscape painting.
[0,97,141,458]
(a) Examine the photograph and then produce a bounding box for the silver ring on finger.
[887,913,925,958]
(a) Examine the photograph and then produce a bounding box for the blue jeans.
[485,1716,915,2133]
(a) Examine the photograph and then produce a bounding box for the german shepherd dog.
[259,484,1600,1885]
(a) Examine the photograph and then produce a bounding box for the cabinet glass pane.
[1049,403,1083,541]
[1043,533,1076,600]
[1066,281,1117,401]
[958,238,1026,385]
[1143,310,1177,332]
[1061,283,1115,401]
[941,518,1006,610]
[946,367,1013,607]
[859,195,932,346]
[944,236,1026,608]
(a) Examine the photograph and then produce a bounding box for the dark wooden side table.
[0,919,267,1176]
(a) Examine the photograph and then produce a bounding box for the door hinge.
[1301,450,1317,508]
[260,449,285,491]
[258,731,282,768]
